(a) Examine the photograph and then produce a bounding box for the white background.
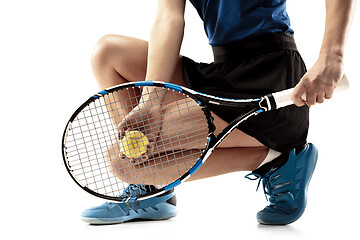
[1,1,359,239]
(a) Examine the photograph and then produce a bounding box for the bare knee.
[91,34,128,70]
[91,35,148,84]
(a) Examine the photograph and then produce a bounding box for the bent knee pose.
[81,0,355,225]
[91,34,267,178]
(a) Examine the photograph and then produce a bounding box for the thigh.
[158,98,264,150]
[213,113,264,148]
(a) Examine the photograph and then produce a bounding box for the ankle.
[256,148,281,169]
[253,152,289,176]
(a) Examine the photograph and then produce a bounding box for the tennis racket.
[62,75,349,202]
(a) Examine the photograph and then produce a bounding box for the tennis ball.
[120,130,149,159]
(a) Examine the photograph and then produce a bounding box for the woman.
[81,0,356,225]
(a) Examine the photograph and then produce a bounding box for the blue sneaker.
[81,184,177,224]
[245,143,318,225]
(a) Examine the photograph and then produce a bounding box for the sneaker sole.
[81,205,177,225]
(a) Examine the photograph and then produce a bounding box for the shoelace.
[105,184,147,210]
[104,184,149,207]
[245,169,277,202]
[120,184,148,198]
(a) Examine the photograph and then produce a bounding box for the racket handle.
[272,74,349,109]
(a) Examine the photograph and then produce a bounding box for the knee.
[91,34,128,69]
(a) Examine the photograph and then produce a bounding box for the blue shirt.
[189,0,293,46]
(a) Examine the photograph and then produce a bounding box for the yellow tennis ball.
[120,130,149,158]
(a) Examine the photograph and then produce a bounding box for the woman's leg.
[91,34,268,184]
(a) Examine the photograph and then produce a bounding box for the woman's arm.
[292,0,357,107]
[118,0,186,143]
[142,0,186,103]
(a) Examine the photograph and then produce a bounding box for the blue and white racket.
[62,75,348,202]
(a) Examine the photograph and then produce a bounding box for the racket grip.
[272,74,349,109]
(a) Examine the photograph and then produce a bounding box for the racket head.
[62,81,215,202]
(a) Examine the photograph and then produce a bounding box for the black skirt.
[182,33,309,152]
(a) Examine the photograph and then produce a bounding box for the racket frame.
[62,81,273,202]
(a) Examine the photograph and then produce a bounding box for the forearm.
[146,15,184,82]
[143,2,185,103]
[320,0,356,58]
[142,17,184,103]
[292,0,356,106]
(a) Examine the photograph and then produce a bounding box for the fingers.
[324,87,335,100]
[292,74,339,107]
[316,92,326,104]
[117,113,132,139]
[291,83,306,107]
[117,104,162,143]
[305,87,318,107]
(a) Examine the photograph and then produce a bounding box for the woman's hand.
[118,95,163,146]
[292,0,355,107]
[292,52,344,107]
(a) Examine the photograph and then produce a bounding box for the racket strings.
[109,87,207,185]
[73,100,121,193]
[64,86,209,198]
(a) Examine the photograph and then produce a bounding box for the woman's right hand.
[118,93,164,158]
